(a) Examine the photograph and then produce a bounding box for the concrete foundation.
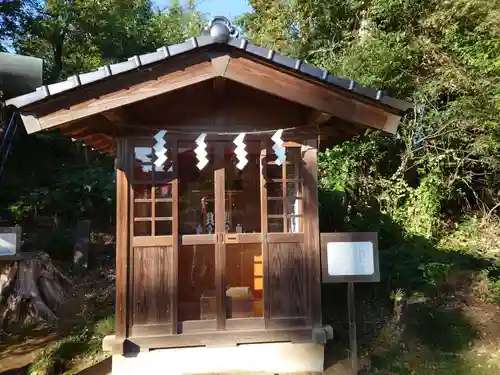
[112,342,324,374]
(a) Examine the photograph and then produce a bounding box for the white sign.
[326,241,375,276]
[0,232,18,255]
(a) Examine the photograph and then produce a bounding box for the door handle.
[225,234,239,244]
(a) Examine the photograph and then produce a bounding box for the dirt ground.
[0,263,498,375]
[0,256,114,375]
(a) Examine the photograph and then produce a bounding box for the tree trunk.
[50,29,65,83]
[0,252,71,331]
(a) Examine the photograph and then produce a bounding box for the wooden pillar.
[215,143,227,330]
[171,139,179,334]
[260,140,270,328]
[302,139,322,328]
[115,139,130,339]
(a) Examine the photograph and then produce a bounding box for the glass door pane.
[223,140,263,319]
[132,143,174,239]
[266,146,303,233]
[178,142,216,328]
[223,141,261,233]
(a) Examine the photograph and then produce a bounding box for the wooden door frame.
[214,142,226,330]
[124,137,179,337]
[215,141,266,331]
[261,140,312,329]
[114,136,321,342]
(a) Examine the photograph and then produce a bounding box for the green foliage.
[11,0,206,82]
[329,30,421,97]
[1,1,208,258]
[1,0,499,372]
[0,131,115,257]
[239,2,500,371]
[0,0,37,51]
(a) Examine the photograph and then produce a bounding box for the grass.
[324,215,500,375]
[371,344,500,375]
[28,316,115,375]
[12,217,500,375]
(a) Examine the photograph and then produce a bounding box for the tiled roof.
[5,17,412,113]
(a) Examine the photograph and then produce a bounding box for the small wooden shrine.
[6,17,410,374]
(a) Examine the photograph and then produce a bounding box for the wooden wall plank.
[115,139,130,338]
[302,140,322,327]
[268,242,307,318]
[132,246,174,326]
[127,80,309,131]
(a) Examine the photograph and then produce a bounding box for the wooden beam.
[307,111,332,127]
[19,49,401,136]
[211,53,231,76]
[60,116,119,137]
[82,136,110,149]
[76,130,116,155]
[20,113,43,134]
[224,56,401,134]
[102,108,128,126]
[30,56,215,131]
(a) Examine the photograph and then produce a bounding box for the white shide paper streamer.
[271,129,286,166]
[195,133,209,170]
[153,130,168,171]
[233,133,248,170]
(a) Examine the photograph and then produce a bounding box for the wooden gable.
[7,42,410,156]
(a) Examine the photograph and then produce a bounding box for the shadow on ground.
[0,325,57,362]
[0,365,30,375]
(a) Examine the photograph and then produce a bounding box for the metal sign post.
[320,232,380,375]
[347,282,358,374]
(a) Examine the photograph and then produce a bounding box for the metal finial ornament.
[203,16,239,43]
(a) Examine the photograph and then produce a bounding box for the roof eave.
[6,35,411,116]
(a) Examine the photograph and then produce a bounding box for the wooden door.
[262,142,310,329]
[178,140,265,332]
[128,138,179,337]
[121,137,319,339]
[176,140,220,332]
[221,140,265,330]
